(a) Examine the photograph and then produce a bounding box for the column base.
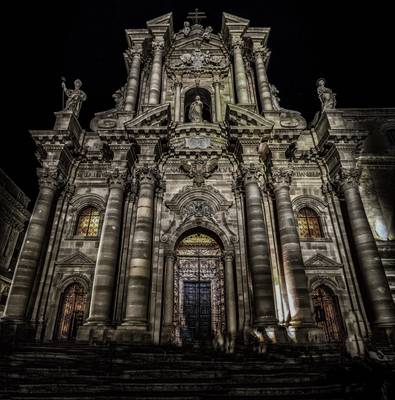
[371,325,395,344]
[287,323,322,343]
[160,323,175,345]
[77,323,115,344]
[115,323,152,344]
[252,319,288,344]
[0,319,36,345]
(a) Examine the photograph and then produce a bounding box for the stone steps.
[0,343,382,399]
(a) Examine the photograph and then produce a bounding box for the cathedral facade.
[2,12,395,353]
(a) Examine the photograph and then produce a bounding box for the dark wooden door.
[182,281,211,344]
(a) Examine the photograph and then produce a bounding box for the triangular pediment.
[57,251,95,266]
[222,12,250,27]
[305,253,342,268]
[146,12,173,28]
[226,104,274,129]
[125,103,170,128]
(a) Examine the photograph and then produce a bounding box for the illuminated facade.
[2,12,395,354]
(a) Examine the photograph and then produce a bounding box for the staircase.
[0,342,392,399]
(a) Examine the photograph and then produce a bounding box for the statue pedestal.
[53,111,83,146]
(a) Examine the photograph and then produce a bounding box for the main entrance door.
[182,281,212,344]
[173,232,225,346]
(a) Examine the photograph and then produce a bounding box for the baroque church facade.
[2,12,395,354]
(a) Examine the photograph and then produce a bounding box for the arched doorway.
[55,283,87,341]
[312,285,345,342]
[184,88,212,122]
[173,231,225,346]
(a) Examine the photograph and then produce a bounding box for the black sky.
[2,0,394,207]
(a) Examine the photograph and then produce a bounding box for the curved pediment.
[124,103,171,128]
[166,184,232,214]
[226,104,274,130]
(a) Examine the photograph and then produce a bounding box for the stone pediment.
[56,251,95,266]
[304,253,342,268]
[124,103,170,128]
[226,104,274,130]
[166,184,232,214]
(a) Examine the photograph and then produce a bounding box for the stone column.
[224,251,237,336]
[243,169,277,328]
[163,252,176,338]
[213,76,222,122]
[173,79,182,122]
[148,41,164,105]
[124,49,142,114]
[123,166,157,328]
[4,168,59,320]
[232,40,250,104]
[336,168,395,339]
[271,169,313,336]
[85,170,126,325]
[253,47,274,111]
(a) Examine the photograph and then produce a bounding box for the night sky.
[2,0,393,208]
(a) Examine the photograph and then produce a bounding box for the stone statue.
[316,78,336,111]
[62,79,87,117]
[202,26,213,41]
[270,84,281,110]
[188,95,204,122]
[112,85,126,111]
[183,21,191,37]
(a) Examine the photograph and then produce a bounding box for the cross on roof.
[187,8,207,25]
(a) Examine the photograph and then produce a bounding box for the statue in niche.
[188,95,204,122]
[316,78,336,111]
[183,21,191,37]
[62,79,87,117]
[270,84,281,110]
[202,26,213,41]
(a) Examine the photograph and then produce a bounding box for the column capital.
[241,165,260,185]
[253,46,271,62]
[334,167,361,192]
[136,165,160,186]
[107,169,128,189]
[125,48,143,63]
[224,251,234,261]
[271,168,293,188]
[165,250,176,261]
[231,39,245,51]
[152,40,164,52]
[37,167,62,190]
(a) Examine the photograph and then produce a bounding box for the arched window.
[297,207,322,239]
[75,207,100,237]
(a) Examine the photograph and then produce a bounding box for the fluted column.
[271,169,313,330]
[124,49,142,114]
[163,252,176,331]
[148,41,164,105]
[224,251,237,336]
[243,169,277,327]
[4,168,59,320]
[213,75,222,122]
[85,170,126,325]
[232,40,249,104]
[123,166,158,327]
[254,47,274,111]
[336,168,395,338]
[173,79,182,122]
